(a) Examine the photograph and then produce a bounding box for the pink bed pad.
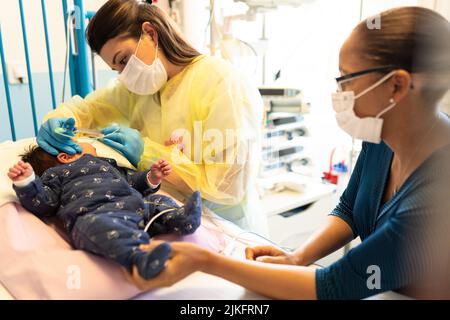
[0,202,227,300]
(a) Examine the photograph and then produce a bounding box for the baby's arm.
[8,161,61,218]
[117,159,172,196]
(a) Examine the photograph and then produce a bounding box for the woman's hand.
[127,242,317,299]
[37,117,82,156]
[245,245,300,265]
[125,241,210,291]
[101,124,144,167]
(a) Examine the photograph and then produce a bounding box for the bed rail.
[0,0,95,141]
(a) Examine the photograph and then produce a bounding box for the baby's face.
[78,142,98,156]
[57,142,98,164]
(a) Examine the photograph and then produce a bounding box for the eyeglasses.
[336,65,398,91]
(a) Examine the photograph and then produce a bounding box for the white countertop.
[259,173,336,217]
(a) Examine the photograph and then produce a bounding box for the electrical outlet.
[6,61,28,85]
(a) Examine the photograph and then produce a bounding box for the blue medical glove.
[37,117,83,156]
[101,124,144,167]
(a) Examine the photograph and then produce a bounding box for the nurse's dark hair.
[86,0,200,66]
[354,6,450,99]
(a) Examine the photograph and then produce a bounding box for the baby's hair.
[20,145,60,177]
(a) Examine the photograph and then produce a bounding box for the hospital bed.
[0,0,266,300]
[0,138,269,300]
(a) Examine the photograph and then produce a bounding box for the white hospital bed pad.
[0,282,14,300]
[131,209,271,300]
[365,292,412,300]
[0,274,265,301]
[134,272,266,300]
[0,200,270,300]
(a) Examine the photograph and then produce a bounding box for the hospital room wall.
[238,0,450,174]
[357,1,450,115]
[1,0,449,143]
[0,0,114,142]
[0,0,207,143]
[421,0,450,115]
[360,0,450,132]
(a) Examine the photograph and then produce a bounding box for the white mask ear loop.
[135,35,143,56]
[355,70,398,99]
[376,98,397,118]
[136,33,159,61]
[154,41,159,60]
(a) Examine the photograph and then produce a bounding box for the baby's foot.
[184,191,202,219]
[134,242,171,279]
[175,191,202,235]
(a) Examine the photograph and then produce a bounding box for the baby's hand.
[149,159,172,186]
[164,135,185,153]
[7,161,34,182]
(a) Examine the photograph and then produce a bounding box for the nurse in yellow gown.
[38,0,267,234]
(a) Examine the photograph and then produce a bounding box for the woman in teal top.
[125,7,450,299]
[315,140,450,299]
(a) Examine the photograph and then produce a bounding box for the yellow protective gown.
[44,55,268,234]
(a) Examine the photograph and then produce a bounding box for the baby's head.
[21,142,97,176]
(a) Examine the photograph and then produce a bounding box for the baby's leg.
[71,211,171,279]
[144,191,202,236]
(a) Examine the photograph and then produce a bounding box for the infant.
[8,142,202,279]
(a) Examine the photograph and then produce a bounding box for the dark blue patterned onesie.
[13,154,202,279]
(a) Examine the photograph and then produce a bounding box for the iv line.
[144,208,177,233]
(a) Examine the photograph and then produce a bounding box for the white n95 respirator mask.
[332,71,397,144]
[119,36,168,95]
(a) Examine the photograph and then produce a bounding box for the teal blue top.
[316,139,450,300]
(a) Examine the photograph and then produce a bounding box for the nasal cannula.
[54,127,120,141]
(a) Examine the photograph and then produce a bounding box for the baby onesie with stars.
[13,154,202,279]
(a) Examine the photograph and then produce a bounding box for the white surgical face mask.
[119,35,168,95]
[332,71,397,144]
